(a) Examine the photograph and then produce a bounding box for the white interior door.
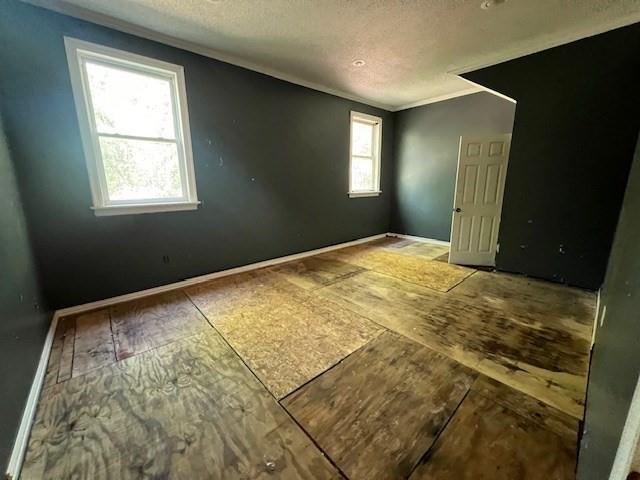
[449,134,511,266]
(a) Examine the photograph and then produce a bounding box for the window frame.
[348,111,382,198]
[64,37,199,216]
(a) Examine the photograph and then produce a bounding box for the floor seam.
[406,380,475,479]
[184,287,358,478]
[280,329,384,403]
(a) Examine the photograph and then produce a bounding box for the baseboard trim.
[387,232,451,247]
[5,313,59,480]
[55,233,387,317]
[6,232,388,479]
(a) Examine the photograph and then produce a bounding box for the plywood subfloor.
[409,381,577,480]
[272,256,365,290]
[283,331,476,479]
[22,332,339,479]
[186,270,382,398]
[111,290,209,360]
[323,247,474,292]
[32,236,595,479]
[317,267,592,419]
[393,241,450,260]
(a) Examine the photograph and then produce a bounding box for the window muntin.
[349,112,382,197]
[65,37,198,215]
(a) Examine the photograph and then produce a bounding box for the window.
[65,38,198,216]
[349,111,382,197]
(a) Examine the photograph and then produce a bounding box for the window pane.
[86,61,175,139]
[351,156,374,191]
[352,121,373,156]
[99,137,183,201]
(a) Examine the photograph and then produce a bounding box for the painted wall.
[0,113,49,470]
[462,23,640,290]
[0,1,394,309]
[578,132,640,480]
[391,92,515,241]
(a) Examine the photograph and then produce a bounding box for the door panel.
[449,134,511,267]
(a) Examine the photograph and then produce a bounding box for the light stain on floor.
[22,332,340,480]
[283,331,477,480]
[409,389,576,480]
[32,236,596,479]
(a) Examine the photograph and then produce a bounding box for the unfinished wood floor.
[23,236,595,479]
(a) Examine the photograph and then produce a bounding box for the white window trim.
[348,111,382,198]
[64,37,199,216]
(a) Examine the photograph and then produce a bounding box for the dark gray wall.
[463,23,640,290]
[578,132,640,480]
[0,113,49,470]
[391,92,516,241]
[0,0,394,309]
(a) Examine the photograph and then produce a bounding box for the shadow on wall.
[578,132,640,480]
[462,22,640,290]
[0,112,50,473]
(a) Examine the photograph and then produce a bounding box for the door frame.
[449,133,512,267]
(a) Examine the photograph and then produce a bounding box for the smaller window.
[349,111,382,197]
[65,37,199,216]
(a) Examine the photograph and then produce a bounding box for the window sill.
[92,201,201,216]
[348,191,382,198]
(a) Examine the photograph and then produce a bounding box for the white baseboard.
[387,232,451,247]
[5,314,59,480]
[55,233,387,317]
[5,232,387,479]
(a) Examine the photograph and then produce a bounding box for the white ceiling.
[29,0,640,110]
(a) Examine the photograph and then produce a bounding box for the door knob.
[454,208,462,213]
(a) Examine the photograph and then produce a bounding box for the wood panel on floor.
[471,375,579,445]
[393,242,449,260]
[111,290,209,360]
[57,316,76,384]
[451,270,596,341]
[72,309,116,377]
[433,252,449,263]
[409,390,577,480]
[283,331,476,480]
[185,269,307,324]
[22,331,340,480]
[271,256,365,291]
[43,316,73,388]
[317,269,591,419]
[187,271,383,398]
[368,236,416,249]
[323,247,474,292]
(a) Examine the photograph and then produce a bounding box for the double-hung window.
[349,111,382,197]
[65,37,198,216]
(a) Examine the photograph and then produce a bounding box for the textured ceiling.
[29,0,640,110]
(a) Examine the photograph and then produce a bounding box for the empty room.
[1,1,640,479]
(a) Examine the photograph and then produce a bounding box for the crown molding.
[448,15,640,77]
[392,86,482,112]
[22,0,395,111]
